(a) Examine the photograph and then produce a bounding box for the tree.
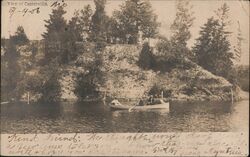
[90,0,107,44]
[1,27,30,101]
[155,37,173,57]
[193,17,234,81]
[68,5,94,42]
[193,3,235,83]
[108,13,127,43]
[66,5,93,61]
[79,4,93,41]
[214,3,231,30]
[42,6,67,41]
[139,1,159,40]
[113,0,159,44]
[234,21,244,62]
[105,17,120,44]
[39,61,62,103]
[11,26,29,46]
[170,0,195,57]
[1,53,10,101]
[39,6,65,102]
[1,43,20,101]
[138,42,155,69]
[65,10,84,61]
[68,10,83,42]
[74,53,105,100]
[42,6,68,64]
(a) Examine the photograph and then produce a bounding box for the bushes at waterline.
[148,84,173,98]
[235,65,249,91]
[74,53,105,100]
[38,61,62,103]
[74,72,100,99]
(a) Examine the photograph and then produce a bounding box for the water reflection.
[1,100,248,133]
[169,100,233,115]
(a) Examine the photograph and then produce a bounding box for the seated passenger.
[148,95,155,105]
[111,99,120,106]
[138,99,145,106]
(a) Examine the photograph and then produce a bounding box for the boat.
[109,100,169,111]
[1,101,10,105]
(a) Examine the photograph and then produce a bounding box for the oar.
[1,101,9,105]
[128,104,137,112]
[102,98,107,106]
[128,101,139,112]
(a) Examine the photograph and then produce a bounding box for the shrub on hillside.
[95,37,107,51]
[153,39,196,72]
[148,84,172,98]
[138,42,155,69]
[11,26,29,46]
[181,85,196,96]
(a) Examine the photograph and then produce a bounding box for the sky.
[1,0,249,65]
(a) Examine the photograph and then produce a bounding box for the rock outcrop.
[60,44,235,102]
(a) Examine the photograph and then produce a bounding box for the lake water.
[1,100,248,133]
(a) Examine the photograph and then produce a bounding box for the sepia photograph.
[0,0,249,156]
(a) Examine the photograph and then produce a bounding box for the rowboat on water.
[1,101,10,105]
[109,100,169,111]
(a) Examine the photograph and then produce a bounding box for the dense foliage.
[1,1,247,103]
[90,0,108,50]
[112,0,159,44]
[151,0,195,72]
[68,5,93,42]
[138,42,155,69]
[1,26,29,101]
[148,84,172,98]
[39,61,62,103]
[74,52,105,100]
[193,3,234,83]
[235,65,249,91]
[10,26,29,46]
[42,6,68,64]
[170,0,195,59]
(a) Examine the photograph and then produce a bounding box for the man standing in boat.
[138,95,155,106]
[148,95,154,105]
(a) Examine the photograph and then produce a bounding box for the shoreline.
[3,91,248,105]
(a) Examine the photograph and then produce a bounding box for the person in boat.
[148,94,165,105]
[137,95,156,106]
[138,98,145,106]
[111,99,121,106]
[148,95,155,105]
[159,99,165,104]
